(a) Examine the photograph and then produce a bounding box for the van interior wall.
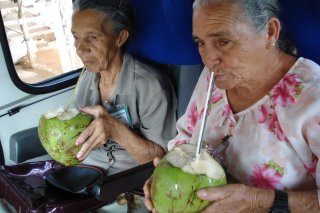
[0,141,4,165]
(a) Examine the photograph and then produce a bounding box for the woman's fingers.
[75,120,105,160]
[79,105,106,118]
[76,129,99,160]
[197,185,233,202]
[75,110,112,161]
[153,157,160,166]
[143,157,163,212]
[143,177,155,211]
[75,124,94,146]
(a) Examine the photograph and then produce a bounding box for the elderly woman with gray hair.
[70,0,177,175]
[143,0,320,212]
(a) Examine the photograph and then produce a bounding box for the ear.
[116,29,129,47]
[266,17,281,47]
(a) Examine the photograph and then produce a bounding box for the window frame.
[0,9,80,95]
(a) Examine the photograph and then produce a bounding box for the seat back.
[126,0,203,118]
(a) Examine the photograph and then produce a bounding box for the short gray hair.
[73,0,135,41]
[193,0,297,56]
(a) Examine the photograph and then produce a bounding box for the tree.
[14,0,36,68]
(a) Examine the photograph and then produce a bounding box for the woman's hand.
[143,157,161,213]
[197,184,273,213]
[75,105,119,161]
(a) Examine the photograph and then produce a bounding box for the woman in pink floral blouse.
[144,0,320,212]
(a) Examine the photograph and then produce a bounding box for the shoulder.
[79,70,99,84]
[274,57,320,112]
[291,57,320,83]
[126,54,173,91]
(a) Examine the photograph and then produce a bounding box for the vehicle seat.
[1,1,202,212]
[126,0,203,118]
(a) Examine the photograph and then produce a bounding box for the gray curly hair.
[193,0,297,56]
[73,0,135,41]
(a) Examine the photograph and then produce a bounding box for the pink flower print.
[206,72,217,91]
[206,73,211,90]
[270,74,303,107]
[249,163,284,189]
[258,104,271,123]
[220,104,235,127]
[174,140,188,147]
[211,92,223,104]
[187,101,199,132]
[199,107,205,120]
[273,120,288,142]
[222,104,232,118]
[304,155,318,175]
[201,89,221,119]
[258,104,289,142]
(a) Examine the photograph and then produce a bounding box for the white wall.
[0,42,73,165]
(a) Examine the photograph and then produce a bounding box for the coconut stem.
[66,65,86,111]
[196,72,215,157]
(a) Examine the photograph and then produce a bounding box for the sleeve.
[277,78,320,207]
[73,71,100,108]
[302,112,320,207]
[303,112,320,206]
[167,67,209,151]
[138,87,177,150]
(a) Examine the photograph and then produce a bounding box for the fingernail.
[77,153,82,159]
[197,189,207,197]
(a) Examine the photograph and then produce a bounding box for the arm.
[288,191,319,212]
[75,105,165,164]
[110,112,166,164]
[167,67,209,150]
[197,184,319,213]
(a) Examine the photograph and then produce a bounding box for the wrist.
[110,118,121,139]
[269,190,290,213]
[254,188,275,212]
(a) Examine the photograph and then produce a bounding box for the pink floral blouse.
[168,58,320,202]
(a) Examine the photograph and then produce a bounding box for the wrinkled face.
[71,9,118,72]
[192,3,269,90]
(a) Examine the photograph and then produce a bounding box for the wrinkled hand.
[76,105,117,161]
[198,184,268,213]
[143,157,161,213]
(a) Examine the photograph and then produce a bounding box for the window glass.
[1,0,82,84]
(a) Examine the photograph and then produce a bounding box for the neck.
[227,52,296,113]
[98,53,123,102]
[100,53,123,84]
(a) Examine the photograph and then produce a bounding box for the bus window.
[0,0,82,84]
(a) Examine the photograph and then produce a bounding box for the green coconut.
[151,144,227,213]
[38,107,93,166]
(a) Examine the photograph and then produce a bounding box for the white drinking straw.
[66,65,86,111]
[196,71,215,157]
